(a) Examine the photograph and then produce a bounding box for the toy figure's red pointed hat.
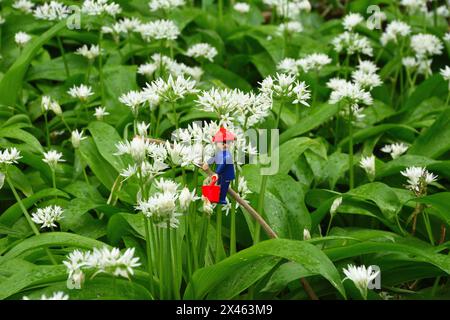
[213,127,236,142]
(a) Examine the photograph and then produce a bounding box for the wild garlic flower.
[303,228,311,240]
[119,91,145,116]
[0,15,5,25]
[146,75,198,102]
[277,58,299,75]
[343,264,379,299]
[266,0,310,19]
[437,5,450,17]
[297,53,332,73]
[186,43,218,62]
[43,150,65,170]
[401,166,438,195]
[444,32,450,43]
[234,2,250,13]
[41,96,62,115]
[202,197,215,215]
[94,107,109,120]
[81,0,122,17]
[33,1,70,21]
[68,84,94,101]
[71,130,87,149]
[236,176,251,207]
[351,60,382,90]
[330,197,342,215]
[235,92,272,127]
[137,122,150,137]
[137,19,180,42]
[328,78,373,107]
[440,66,450,89]
[140,54,203,81]
[149,0,185,12]
[381,142,408,159]
[14,31,32,47]
[115,136,151,164]
[138,63,158,77]
[31,205,64,229]
[359,155,376,180]
[402,56,418,70]
[23,292,69,300]
[332,32,373,57]
[380,20,411,46]
[259,73,311,106]
[400,0,428,14]
[13,0,34,13]
[179,187,200,210]
[342,13,364,31]
[410,33,443,58]
[76,44,101,60]
[165,141,191,167]
[0,148,22,166]
[277,21,303,34]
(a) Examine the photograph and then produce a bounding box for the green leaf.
[184,238,346,299]
[412,193,450,226]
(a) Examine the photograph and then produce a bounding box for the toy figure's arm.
[215,163,225,175]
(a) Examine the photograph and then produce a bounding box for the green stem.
[44,112,50,147]
[51,168,57,190]
[98,32,105,106]
[144,217,155,295]
[254,175,268,244]
[218,0,223,22]
[158,227,164,299]
[57,36,70,78]
[171,102,179,129]
[215,204,222,263]
[348,104,354,190]
[170,227,181,299]
[165,224,173,299]
[325,215,334,236]
[423,210,435,245]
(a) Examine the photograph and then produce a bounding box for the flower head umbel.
[31,205,64,229]
[342,13,364,31]
[234,2,250,13]
[401,166,438,196]
[119,90,145,116]
[381,142,408,159]
[81,0,122,17]
[15,31,32,47]
[137,19,180,42]
[71,130,87,149]
[343,264,379,299]
[0,148,22,166]
[94,107,110,120]
[146,75,198,103]
[149,0,185,11]
[186,43,218,62]
[68,84,94,101]
[33,1,70,21]
[76,44,101,61]
[440,66,450,89]
[297,53,332,73]
[410,33,443,58]
[359,155,376,181]
[332,32,373,57]
[380,20,411,46]
[115,136,151,164]
[23,292,69,300]
[41,96,62,115]
[43,150,65,170]
[13,0,34,13]
[259,73,311,106]
[328,79,373,117]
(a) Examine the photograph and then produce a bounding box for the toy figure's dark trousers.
[218,176,231,204]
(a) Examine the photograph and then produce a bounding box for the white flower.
[33,1,70,21]
[292,82,311,106]
[438,5,450,17]
[81,0,122,17]
[165,141,190,166]
[186,43,218,62]
[115,136,150,164]
[402,56,418,70]
[351,70,381,91]
[43,150,65,169]
[146,75,198,102]
[149,0,185,11]
[119,91,145,116]
[328,79,373,106]
[343,13,364,31]
[440,66,450,89]
[76,44,101,60]
[330,197,342,215]
[31,205,64,229]
[343,264,379,299]
[71,130,87,148]
[381,142,408,159]
[401,166,438,195]
[202,197,215,215]
[196,87,240,116]
[303,228,311,240]
[410,33,443,58]
[23,291,69,300]
[278,21,303,34]
[359,155,376,180]
[444,32,450,43]
[277,58,299,75]
[0,148,22,165]
[137,19,180,42]
[117,17,141,34]
[332,32,373,57]
[137,122,150,137]
[13,0,34,13]
[179,187,200,210]
[68,84,94,101]
[234,2,250,13]
[259,73,311,106]
[0,15,5,25]
[297,53,332,73]
[14,31,32,47]
[94,107,110,120]
[138,63,158,77]
[380,20,411,46]
[87,247,141,278]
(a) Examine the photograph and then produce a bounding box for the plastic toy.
[202,127,236,204]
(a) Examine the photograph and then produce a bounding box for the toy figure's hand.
[202,163,209,171]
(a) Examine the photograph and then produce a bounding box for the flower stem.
[44,112,51,148]
[218,0,223,22]
[144,217,155,295]
[57,36,70,78]
[348,104,354,190]
[215,204,223,263]
[171,102,179,129]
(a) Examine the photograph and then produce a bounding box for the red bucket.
[202,176,220,203]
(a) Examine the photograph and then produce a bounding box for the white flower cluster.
[138,54,203,81]
[277,21,303,34]
[380,20,411,46]
[149,0,185,12]
[144,74,198,103]
[351,60,382,90]
[410,33,443,59]
[0,148,22,166]
[102,17,141,41]
[400,0,428,14]
[71,130,87,149]
[277,53,332,74]
[12,0,34,13]
[43,150,65,170]
[343,264,379,299]
[332,32,373,57]
[23,292,69,300]
[33,1,70,21]
[263,0,311,19]
[31,205,64,229]
[259,73,311,106]
[441,66,450,89]
[94,106,110,120]
[186,43,218,62]
[136,178,199,228]
[81,0,122,17]
[14,31,32,47]
[137,19,180,42]
[381,142,408,159]
[401,166,438,195]
[359,155,376,180]
[41,96,62,115]
[63,247,141,289]
[234,2,250,13]
[76,44,101,60]
[342,13,364,31]
[68,84,94,101]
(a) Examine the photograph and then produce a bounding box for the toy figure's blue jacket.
[207,150,235,181]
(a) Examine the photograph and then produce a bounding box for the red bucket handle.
[210,175,218,186]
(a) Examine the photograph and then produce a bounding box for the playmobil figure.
[202,127,236,204]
